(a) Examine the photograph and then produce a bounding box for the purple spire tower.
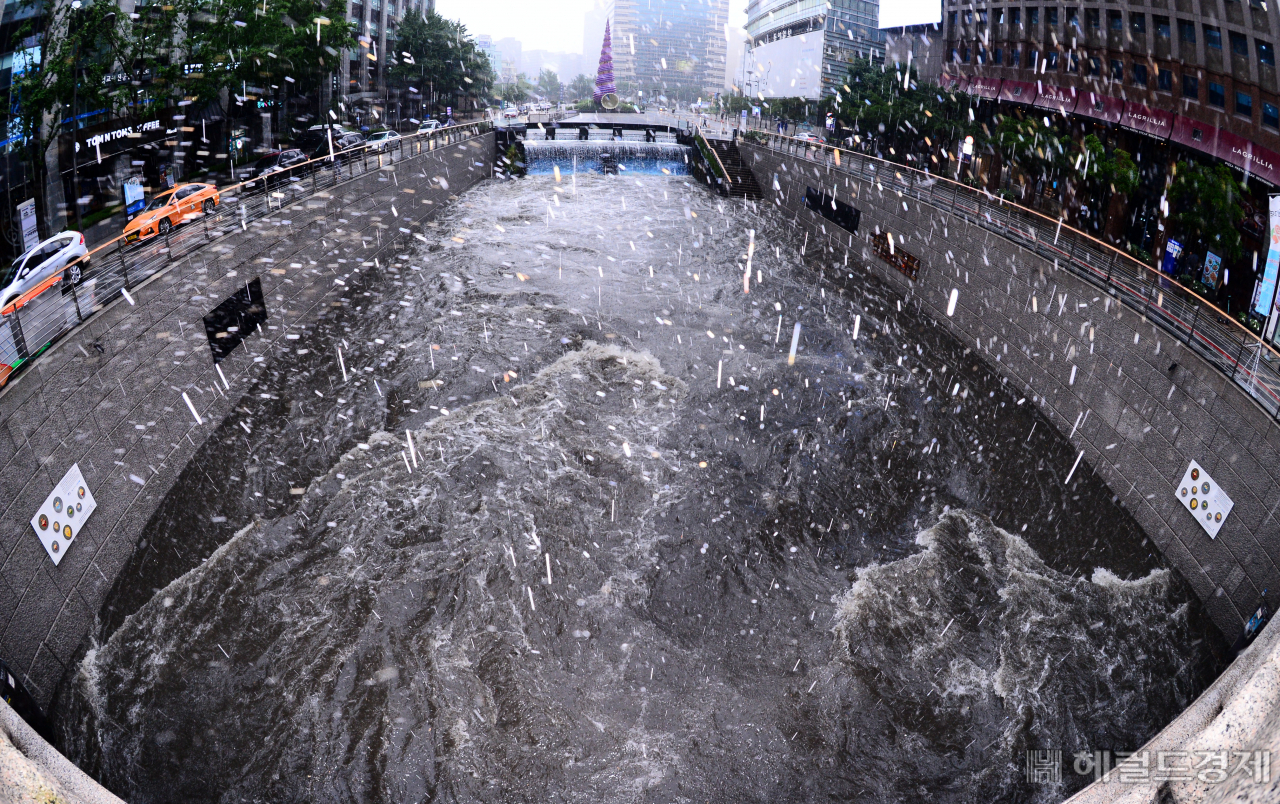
[593,20,617,103]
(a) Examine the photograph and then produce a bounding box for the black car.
[246,149,310,188]
[295,127,366,161]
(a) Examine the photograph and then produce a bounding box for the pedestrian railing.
[748,131,1280,420]
[0,121,492,389]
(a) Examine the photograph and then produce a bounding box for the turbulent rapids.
[54,173,1223,803]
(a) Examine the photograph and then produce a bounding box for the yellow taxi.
[122,183,221,242]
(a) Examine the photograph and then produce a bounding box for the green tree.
[388,12,493,117]
[1169,160,1245,261]
[988,113,1073,200]
[202,0,357,133]
[11,0,125,236]
[1080,134,1139,196]
[568,73,593,100]
[833,61,977,169]
[498,72,535,103]
[537,68,560,102]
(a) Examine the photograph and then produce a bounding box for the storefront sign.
[1075,92,1124,124]
[1256,196,1280,318]
[1176,460,1233,539]
[1032,83,1079,114]
[29,464,97,565]
[1161,239,1182,275]
[74,118,164,156]
[1120,101,1174,140]
[998,80,1037,106]
[966,75,1001,99]
[1217,128,1280,188]
[123,178,146,216]
[1202,251,1223,288]
[1171,115,1220,157]
[16,199,38,253]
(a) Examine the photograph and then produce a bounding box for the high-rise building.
[345,0,433,97]
[610,0,730,102]
[940,0,1279,174]
[937,1,1280,299]
[476,35,503,79]
[743,0,886,100]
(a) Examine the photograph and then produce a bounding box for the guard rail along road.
[0,121,493,389]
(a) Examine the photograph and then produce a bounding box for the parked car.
[795,132,825,144]
[122,183,221,243]
[245,149,310,189]
[0,231,88,309]
[366,130,402,151]
[417,119,442,134]
[295,127,365,161]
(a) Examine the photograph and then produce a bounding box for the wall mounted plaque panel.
[30,464,96,565]
[1176,460,1233,539]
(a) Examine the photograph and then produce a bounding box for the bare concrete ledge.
[0,698,123,804]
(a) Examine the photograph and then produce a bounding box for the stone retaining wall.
[0,133,495,708]
[742,142,1280,637]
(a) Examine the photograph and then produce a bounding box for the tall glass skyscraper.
[743,0,885,100]
[610,0,730,102]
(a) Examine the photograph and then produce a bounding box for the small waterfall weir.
[522,139,691,176]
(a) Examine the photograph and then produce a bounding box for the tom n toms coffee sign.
[29,464,97,565]
[1176,460,1233,539]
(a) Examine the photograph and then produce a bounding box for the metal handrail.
[75,119,492,282]
[0,121,493,389]
[749,129,1280,420]
[694,127,732,186]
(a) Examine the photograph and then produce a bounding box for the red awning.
[1032,83,1079,114]
[1217,127,1280,187]
[1075,92,1124,124]
[966,75,1002,99]
[940,73,964,92]
[1170,115,1220,157]
[998,80,1038,106]
[1120,101,1174,140]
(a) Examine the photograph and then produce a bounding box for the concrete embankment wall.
[0,133,495,708]
[741,142,1279,637]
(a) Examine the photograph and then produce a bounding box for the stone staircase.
[706,139,763,199]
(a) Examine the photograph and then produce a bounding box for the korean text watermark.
[1025,749,1270,785]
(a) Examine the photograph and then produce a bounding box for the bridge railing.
[748,131,1280,421]
[0,121,492,389]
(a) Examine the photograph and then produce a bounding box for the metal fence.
[749,131,1280,420]
[0,121,492,389]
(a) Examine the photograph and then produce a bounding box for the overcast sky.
[435,0,749,54]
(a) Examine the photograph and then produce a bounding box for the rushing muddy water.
[55,173,1225,803]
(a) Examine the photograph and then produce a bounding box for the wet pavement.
[54,173,1226,803]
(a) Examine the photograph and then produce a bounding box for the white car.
[1,232,88,309]
[366,130,402,151]
[417,120,441,134]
